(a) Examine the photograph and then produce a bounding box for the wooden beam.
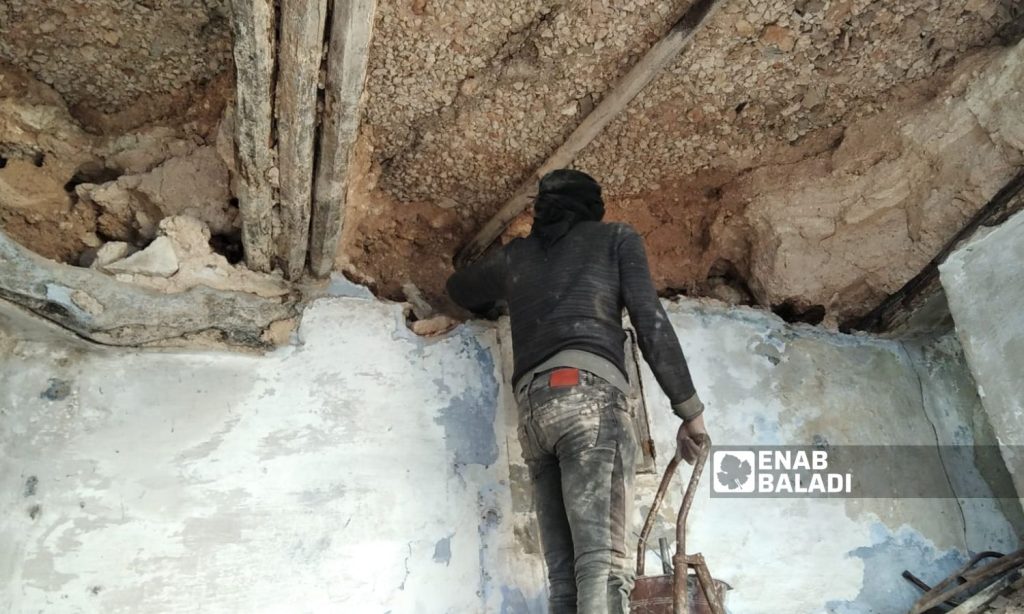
[851,169,1024,333]
[229,0,277,272]
[309,0,377,278]
[276,0,329,279]
[0,230,296,348]
[455,0,722,267]
[947,571,1021,613]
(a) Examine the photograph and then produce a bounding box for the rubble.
[102,236,179,277]
[98,215,290,299]
[76,146,238,243]
[91,241,134,268]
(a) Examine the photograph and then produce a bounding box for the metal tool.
[631,434,727,614]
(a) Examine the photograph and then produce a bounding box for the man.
[447,169,707,614]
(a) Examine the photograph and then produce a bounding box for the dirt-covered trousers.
[517,369,639,614]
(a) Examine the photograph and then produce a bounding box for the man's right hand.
[676,414,708,465]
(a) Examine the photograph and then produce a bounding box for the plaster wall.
[0,292,1018,613]
[940,209,1024,508]
[624,302,1018,614]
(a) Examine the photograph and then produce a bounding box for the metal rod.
[674,434,713,614]
[636,455,681,576]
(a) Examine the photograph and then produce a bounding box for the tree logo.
[712,451,755,493]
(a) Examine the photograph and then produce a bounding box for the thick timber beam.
[309,0,377,278]
[276,0,329,279]
[0,230,296,348]
[230,0,277,272]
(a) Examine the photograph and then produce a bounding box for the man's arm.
[446,246,509,316]
[617,226,703,422]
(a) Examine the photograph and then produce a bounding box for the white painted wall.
[635,303,1018,614]
[0,298,544,614]
[0,293,1018,613]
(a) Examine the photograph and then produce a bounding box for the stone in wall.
[716,41,1024,326]
[76,146,239,244]
[0,61,239,269]
[0,63,102,262]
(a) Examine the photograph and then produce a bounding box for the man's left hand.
[676,414,708,465]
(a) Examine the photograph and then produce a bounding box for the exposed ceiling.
[0,0,1022,331]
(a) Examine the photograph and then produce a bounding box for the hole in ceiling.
[209,230,244,265]
[772,300,826,325]
[704,258,755,306]
[64,165,123,193]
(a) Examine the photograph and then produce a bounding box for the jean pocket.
[517,423,537,460]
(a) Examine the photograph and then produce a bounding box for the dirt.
[341,37,1023,324]
[0,60,234,268]
[1,0,1022,331]
[0,0,232,135]
[338,0,1023,322]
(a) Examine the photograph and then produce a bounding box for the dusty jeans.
[517,370,639,614]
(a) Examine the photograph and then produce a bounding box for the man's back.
[446,168,707,614]
[503,221,630,386]
[447,220,697,409]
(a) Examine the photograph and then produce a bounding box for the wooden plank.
[309,0,377,278]
[455,0,722,267]
[229,0,277,272]
[851,169,1024,333]
[947,571,1021,613]
[276,0,329,279]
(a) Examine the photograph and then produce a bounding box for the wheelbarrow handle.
[636,433,711,575]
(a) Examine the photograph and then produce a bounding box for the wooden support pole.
[455,0,722,267]
[230,0,277,272]
[309,0,377,278]
[276,0,329,279]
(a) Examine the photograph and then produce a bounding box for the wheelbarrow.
[631,433,728,614]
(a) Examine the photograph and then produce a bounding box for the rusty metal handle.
[635,433,712,576]
[676,433,712,561]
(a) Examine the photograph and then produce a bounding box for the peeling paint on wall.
[0,294,1018,613]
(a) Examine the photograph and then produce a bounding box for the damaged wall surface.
[1,293,1018,613]
[0,297,547,613]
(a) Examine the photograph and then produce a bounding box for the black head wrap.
[530,169,605,248]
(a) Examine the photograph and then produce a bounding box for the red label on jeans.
[549,368,580,388]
